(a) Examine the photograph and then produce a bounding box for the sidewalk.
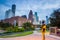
[47,35,60,40]
[38,31,60,40]
[45,32,60,40]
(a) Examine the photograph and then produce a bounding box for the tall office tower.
[28,10,33,23]
[5,4,16,19]
[5,10,9,19]
[33,12,39,25]
[46,16,49,25]
[12,4,16,16]
[34,12,39,22]
[5,9,13,19]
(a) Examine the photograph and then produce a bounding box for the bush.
[0,22,13,30]
[13,26,19,32]
[46,24,51,30]
[22,22,35,31]
[6,26,25,33]
[6,27,14,32]
[18,27,25,32]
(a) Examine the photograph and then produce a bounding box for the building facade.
[28,10,34,23]
[3,16,31,27]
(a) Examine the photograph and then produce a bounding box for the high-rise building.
[12,4,16,16]
[34,12,39,22]
[5,4,16,19]
[28,10,33,23]
[5,9,13,19]
[46,16,49,25]
[33,12,40,25]
[5,10,9,19]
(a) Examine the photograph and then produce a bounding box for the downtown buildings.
[28,10,40,25]
[1,4,41,27]
[2,4,31,27]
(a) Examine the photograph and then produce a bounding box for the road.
[0,31,60,40]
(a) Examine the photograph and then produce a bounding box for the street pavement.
[0,31,60,40]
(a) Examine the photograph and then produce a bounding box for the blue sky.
[0,0,60,20]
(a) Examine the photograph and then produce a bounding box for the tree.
[0,21,13,30]
[22,22,34,30]
[50,9,60,28]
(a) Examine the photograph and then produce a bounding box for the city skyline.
[0,0,60,20]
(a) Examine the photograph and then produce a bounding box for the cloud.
[0,4,9,20]
[0,0,60,20]
[40,3,60,9]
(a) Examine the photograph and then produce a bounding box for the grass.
[0,31,33,38]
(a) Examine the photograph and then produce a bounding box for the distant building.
[21,15,27,19]
[12,4,16,16]
[46,16,49,25]
[3,16,31,27]
[5,4,16,19]
[28,10,34,23]
[33,12,40,25]
[34,12,39,22]
[5,9,13,19]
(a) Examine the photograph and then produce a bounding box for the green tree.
[50,9,60,28]
[0,21,13,30]
[22,22,34,30]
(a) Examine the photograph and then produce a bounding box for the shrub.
[22,22,35,31]
[6,27,14,32]
[46,24,51,30]
[6,26,25,33]
[18,27,25,32]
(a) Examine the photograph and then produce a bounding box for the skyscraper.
[5,4,16,19]
[5,9,13,19]
[46,16,49,25]
[5,10,9,19]
[33,12,40,25]
[28,10,33,23]
[12,4,16,16]
[34,12,39,22]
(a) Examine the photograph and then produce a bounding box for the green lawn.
[0,31,33,38]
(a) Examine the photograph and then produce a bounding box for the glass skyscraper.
[5,4,16,19]
[34,12,39,22]
[12,4,16,17]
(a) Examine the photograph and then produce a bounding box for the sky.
[0,0,60,20]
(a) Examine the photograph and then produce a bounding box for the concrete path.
[0,31,60,40]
